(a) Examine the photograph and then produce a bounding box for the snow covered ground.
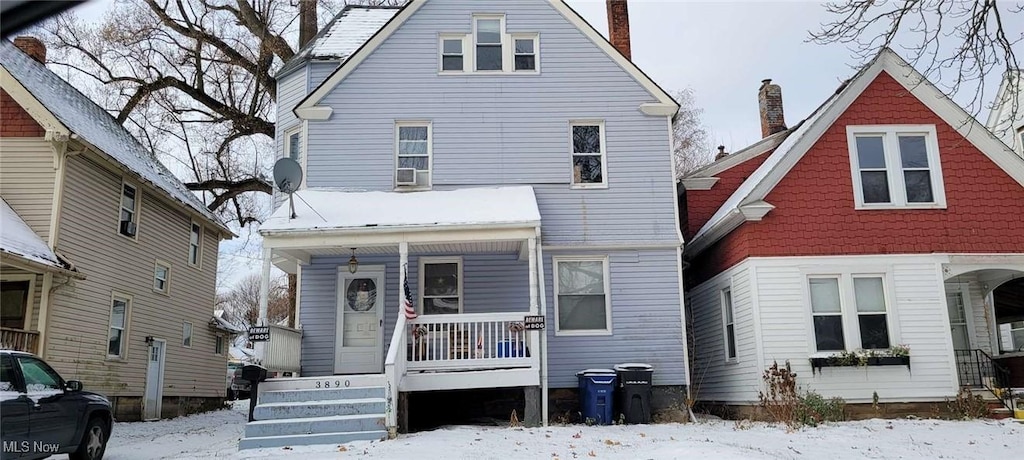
[84,401,1020,459]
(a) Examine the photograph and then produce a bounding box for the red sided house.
[679,49,1024,416]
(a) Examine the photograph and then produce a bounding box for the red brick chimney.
[606,0,631,60]
[13,36,46,63]
[758,79,786,138]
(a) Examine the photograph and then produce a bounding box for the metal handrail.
[953,348,1014,412]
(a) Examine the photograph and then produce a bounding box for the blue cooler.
[576,369,617,425]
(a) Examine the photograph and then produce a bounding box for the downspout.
[36,272,53,358]
[535,226,549,426]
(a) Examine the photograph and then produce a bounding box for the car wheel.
[70,417,108,460]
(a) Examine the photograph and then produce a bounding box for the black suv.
[0,350,113,460]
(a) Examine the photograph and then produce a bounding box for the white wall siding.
[687,261,761,402]
[751,256,958,403]
[0,138,55,241]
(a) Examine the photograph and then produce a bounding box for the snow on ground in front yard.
[82,400,1020,459]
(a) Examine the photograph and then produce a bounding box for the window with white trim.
[439,35,465,72]
[809,277,844,352]
[512,34,538,72]
[474,16,503,71]
[285,126,302,161]
[1008,321,1024,351]
[108,295,130,358]
[119,182,139,237]
[1016,125,1024,155]
[182,321,193,347]
[853,276,890,349]
[215,334,225,355]
[153,262,170,294]
[189,222,202,267]
[395,122,431,188]
[847,125,945,208]
[420,257,461,314]
[722,287,736,360]
[554,257,611,335]
[571,121,606,187]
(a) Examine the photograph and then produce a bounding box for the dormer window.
[846,125,945,209]
[439,15,538,75]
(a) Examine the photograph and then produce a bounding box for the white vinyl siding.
[553,256,611,336]
[847,125,945,209]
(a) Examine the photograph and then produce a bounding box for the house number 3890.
[315,380,350,388]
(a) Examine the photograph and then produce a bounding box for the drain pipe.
[535,227,549,426]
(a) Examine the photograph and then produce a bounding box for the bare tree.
[672,88,712,178]
[43,0,405,227]
[809,1,1022,128]
[223,273,291,330]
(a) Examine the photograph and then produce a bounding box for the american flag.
[402,264,417,319]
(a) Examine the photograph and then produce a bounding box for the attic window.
[846,125,945,209]
[475,17,502,71]
[438,16,538,75]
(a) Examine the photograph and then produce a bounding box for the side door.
[1,354,30,459]
[17,356,78,450]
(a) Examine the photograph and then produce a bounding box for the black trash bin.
[614,363,653,424]
[241,364,267,422]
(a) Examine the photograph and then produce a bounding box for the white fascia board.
[679,177,719,191]
[685,130,790,179]
[639,102,679,116]
[294,106,333,121]
[262,223,539,249]
[0,66,70,135]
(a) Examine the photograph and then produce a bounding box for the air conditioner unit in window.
[120,220,137,237]
[396,168,418,186]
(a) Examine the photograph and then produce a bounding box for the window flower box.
[810,345,911,374]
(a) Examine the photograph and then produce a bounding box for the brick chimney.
[13,36,46,63]
[758,79,786,137]
[715,145,728,160]
[606,0,631,60]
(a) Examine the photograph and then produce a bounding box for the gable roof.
[0,40,230,235]
[292,0,678,120]
[276,5,402,78]
[686,48,1024,256]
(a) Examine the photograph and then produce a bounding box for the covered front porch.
[255,187,548,433]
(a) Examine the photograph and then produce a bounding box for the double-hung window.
[853,276,890,349]
[847,125,945,208]
[215,335,225,355]
[189,222,202,267]
[512,35,538,72]
[722,287,736,360]
[182,321,193,347]
[285,127,302,161]
[108,294,130,358]
[395,122,431,188]
[153,261,170,294]
[809,277,844,352]
[119,182,139,238]
[420,257,461,315]
[571,121,606,187]
[440,35,465,72]
[474,16,503,71]
[554,257,611,335]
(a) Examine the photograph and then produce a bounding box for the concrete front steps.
[239,378,388,450]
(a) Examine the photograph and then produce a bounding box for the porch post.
[256,247,272,365]
[528,237,538,314]
[525,236,541,426]
[37,272,53,358]
[399,242,409,302]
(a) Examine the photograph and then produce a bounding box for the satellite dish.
[273,158,303,194]
[272,158,303,219]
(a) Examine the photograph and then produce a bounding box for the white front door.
[143,339,166,420]
[335,267,385,374]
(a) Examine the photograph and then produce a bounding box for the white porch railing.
[384,312,408,437]
[406,312,535,371]
[263,324,302,374]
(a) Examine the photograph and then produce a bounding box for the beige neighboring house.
[0,37,234,421]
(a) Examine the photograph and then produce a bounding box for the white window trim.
[107,292,132,360]
[284,125,302,162]
[182,321,193,348]
[511,33,540,73]
[118,179,141,241]
[804,272,899,354]
[569,120,608,189]
[553,255,613,336]
[188,221,203,269]
[472,14,507,73]
[1008,321,1024,351]
[418,256,463,314]
[721,286,737,362]
[1016,125,1024,156]
[0,274,36,330]
[394,121,433,191]
[153,260,171,295]
[214,334,225,356]
[438,33,468,74]
[846,124,946,209]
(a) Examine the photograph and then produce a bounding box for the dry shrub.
[946,388,988,419]
[758,361,800,427]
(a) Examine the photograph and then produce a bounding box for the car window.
[0,354,17,392]
[17,357,62,392]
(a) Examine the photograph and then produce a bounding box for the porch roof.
[260,186,541,235]
[0,198,80,277]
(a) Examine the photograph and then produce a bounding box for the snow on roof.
[0,198,69,271]
[210,310,245,334]
[260,186,541,234]
[277,6,401,77]
[0,40,228,233]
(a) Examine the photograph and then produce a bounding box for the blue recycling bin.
[576,369,617,425]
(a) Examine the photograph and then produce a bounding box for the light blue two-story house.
[243,0,687,448]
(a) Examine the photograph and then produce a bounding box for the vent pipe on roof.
[298,0,318,48]
[606,0,631,60]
